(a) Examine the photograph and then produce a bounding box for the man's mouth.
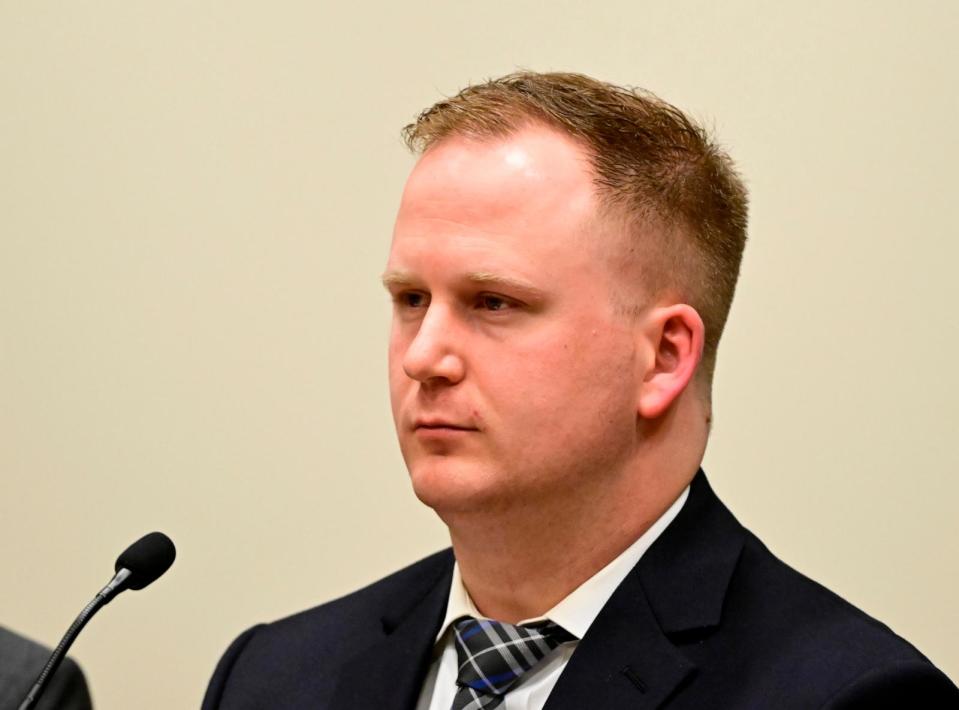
[413,419,478,431]
[413,416,478,434]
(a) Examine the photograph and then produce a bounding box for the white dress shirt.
[415,486,690,710]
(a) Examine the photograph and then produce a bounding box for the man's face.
[385,125,646,516]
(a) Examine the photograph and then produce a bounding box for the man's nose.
[402,304,466,385]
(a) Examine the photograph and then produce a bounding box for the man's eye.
[396,292,429,308]
[477,294,512,311]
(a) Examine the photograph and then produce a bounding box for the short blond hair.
[403,71,749,388]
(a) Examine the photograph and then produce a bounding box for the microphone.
[18,532,176,710]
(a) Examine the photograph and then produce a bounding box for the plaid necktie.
[450,616,576,710]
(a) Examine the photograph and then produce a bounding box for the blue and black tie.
[450,616,575,710]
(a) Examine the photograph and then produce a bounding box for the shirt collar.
[434,485,690,642]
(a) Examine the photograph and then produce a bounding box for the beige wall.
[2,2,956,706]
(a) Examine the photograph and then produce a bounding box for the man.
[202,72,958,708]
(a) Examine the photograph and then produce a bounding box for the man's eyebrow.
[381,269,546,297]
[380,269,417,289]
[465,272,544,296]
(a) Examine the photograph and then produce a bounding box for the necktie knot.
[451,616,575,710]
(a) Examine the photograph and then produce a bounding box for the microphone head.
[114,532,176,590]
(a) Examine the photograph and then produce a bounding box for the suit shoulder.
[729,530,943,683]
[206,548,452,694]
[822,658,959,708]
[268,547,454,639]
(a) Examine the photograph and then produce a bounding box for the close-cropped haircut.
[402,71,749,393]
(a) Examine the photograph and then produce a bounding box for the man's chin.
[407,461,506,515]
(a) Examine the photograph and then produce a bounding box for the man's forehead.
[398,126,598,222]
[388,125,638,294]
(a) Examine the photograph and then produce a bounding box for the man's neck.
[445,460,696,624]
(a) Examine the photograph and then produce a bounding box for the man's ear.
[636,304,705,419]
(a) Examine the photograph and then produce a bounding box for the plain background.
[2,2,956,707]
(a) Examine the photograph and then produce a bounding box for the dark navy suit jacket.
[201,472,959,709]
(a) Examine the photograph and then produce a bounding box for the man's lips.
[412,419,478,431]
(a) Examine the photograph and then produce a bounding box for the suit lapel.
[329,552,454,710]
[544,566,696,710]
[637,471,746,636]
[546,471,745,710]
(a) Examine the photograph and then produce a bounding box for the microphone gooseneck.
[18,532,176,710]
